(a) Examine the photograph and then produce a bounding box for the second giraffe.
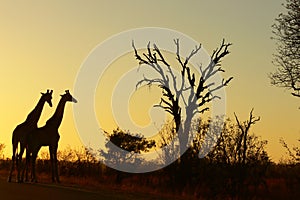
[25,90,77,183]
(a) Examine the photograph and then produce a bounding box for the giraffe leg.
[49,146,60,183]
[49,146,56,182]
[26,153,32,182]
[7,145,16,182]
[22,150,30,182]
[53,147,60,183]
[31,151,38,183]
[17,144,26,183]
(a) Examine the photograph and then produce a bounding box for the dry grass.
[1,160,300,200]
[0,169,187,200]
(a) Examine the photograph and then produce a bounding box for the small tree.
[280,138,300,163]
[100,128,155,168]
[100,128,155,183]
[234,109,261,166]
[157,121,179,165]
[0,143,5,159]
[197,111,269,198]
[270,0,300,97]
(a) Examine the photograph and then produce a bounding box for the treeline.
[1,116,300,199]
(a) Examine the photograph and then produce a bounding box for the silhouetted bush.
[2,117,300,199]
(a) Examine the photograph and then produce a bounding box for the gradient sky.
[0,0,299,162]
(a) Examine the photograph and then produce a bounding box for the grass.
[3,169,299,200]
[1,159,300,199]
[0,169,187,200]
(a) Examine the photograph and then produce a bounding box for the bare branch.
[153,43,170,67]
[212,39,232,66]
[132,41,149,65]
[234,109,260,164]
[133,38,232,154]
[174,38,201,89]
[270,0,300,98]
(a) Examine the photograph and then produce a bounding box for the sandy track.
[0,178,169,200]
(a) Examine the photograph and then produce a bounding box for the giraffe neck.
[46,98,67,129]
[25,96,46,125]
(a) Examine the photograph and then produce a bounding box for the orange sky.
[0,1,299,162]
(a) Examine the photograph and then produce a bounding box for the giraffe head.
[41,89,53,107]
[61,90,78,103]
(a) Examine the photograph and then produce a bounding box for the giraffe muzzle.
[72,97,78,103]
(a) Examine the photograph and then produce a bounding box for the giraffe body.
[8,90,53,182]
[26,90,77,183]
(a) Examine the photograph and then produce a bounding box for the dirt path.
[0,176,181,200]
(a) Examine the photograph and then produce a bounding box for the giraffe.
[26,90,77,183]
[8,89,53,183]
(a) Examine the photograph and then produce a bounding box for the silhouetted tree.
[133,39,232,187]
[100,128,155,183]
[0,143,5,162]
[156,121,180,165]
[279,138,300,195]
[270,0,300,97]
[234,109,261,166]
[133,39,232,162]
[0,143,9,170]
[280,138,300,163]
[100,128,155,171]
[187,111,268,198]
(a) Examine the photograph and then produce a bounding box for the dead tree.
[233,109,261,197]
[234,108,261,166]
[132,39,233,160]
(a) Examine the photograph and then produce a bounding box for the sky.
[0,0,299,163]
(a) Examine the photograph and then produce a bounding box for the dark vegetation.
[1,115,300,199]
[270,0,300,97]
[1,1,299,199]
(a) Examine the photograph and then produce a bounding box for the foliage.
[185,111,269,198]
[1,131,300,199]
[35,146,102,178]
[0,143,5,159]
[270,0,300,97]
[99,128,156,169]
[195,117,268,166]
[156,121,180,165]
[280,138,300,163]
[108,128,156,153]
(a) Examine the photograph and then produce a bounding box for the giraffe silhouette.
[8,89,53,183]
[26,90,77,183]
